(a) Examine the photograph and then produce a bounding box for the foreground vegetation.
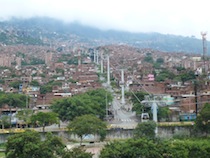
[5,130,92,158]
[1,89,210,157]
[99,138,210,158]
[4,119,210,158]
[99,117,210,158]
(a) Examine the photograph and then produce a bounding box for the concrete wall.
[0,126,194,143]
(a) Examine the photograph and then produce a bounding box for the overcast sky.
[0,0,209,38]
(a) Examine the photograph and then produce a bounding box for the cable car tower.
[141,95,167,134]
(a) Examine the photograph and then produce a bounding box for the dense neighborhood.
[0,43,209,117]
[0,18,210,158]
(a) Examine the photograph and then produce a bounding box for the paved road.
[101,78,138,128]
[109,95,138,129]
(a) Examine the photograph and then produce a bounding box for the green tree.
[6,130,42,158]
[9,81,22,89]
[0,115,10,129]
[100,138,210,158]
[5,130,66,158]
[99,138,161,158]
[158,107,171,121]
[175,66,186,72]
[153,57,164,69]
[67,114,107,145]
[31,112,59,132]
[40,73,46,78]
[155,69,175,82]
[0,79,4,84]
[56,68,64,75]
[144,56,154,63]
[40,85,52,94]
[16,51,25,58]
[126,91,147,104]
[0,93,27,128]
[153,62,161,69]
[0,93,27,108]
[156,57,164,64]
[51,88,112,121]
[158,140,189,158]
[158,139,210,158]
[57,54,72,62]
[67,57,78,65]
[11,73,17,78]
[16,109,34,128]
[68,78,77,83]
[179,70,196,84]
[30,80,40,87]
[126,91,148,116]
[62,148,93,158]
[40,80,62,94]
[195,103,210,136]
[134,121,156,139]
[30,57,45,65]
[43,132,66,157]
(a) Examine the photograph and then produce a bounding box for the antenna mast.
[201,31,207,74]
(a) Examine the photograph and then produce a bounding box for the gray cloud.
[0,0,209,38]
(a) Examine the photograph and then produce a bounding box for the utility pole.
[194,80,198,116]
[107,54,110,86]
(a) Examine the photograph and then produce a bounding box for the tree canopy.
[9,81,22,89]
[179,70,196,84]
[156,57,164,64]
[155,69,175,82]
[99,138,161,158]
[51,88,113,121]
[153,57,164,69]
[62,148,93,158]
[158,107,171,121]
[99,138,210,158]
[195,103,210,135]
[144,56,154,63]
[67,114,107,145]
[16,109,34,128]
[5,130,64,158]
[134,121,156,139]
[126,91,148,116]
[0,115,10,129]
[30,80,40,87]
[0,93,27,108]
[5,130,92,158]
[40,80,62,94]
[31,112,59,132]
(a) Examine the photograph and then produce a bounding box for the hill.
[0,17,208,54]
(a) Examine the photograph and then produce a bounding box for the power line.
[104,48,207,112]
